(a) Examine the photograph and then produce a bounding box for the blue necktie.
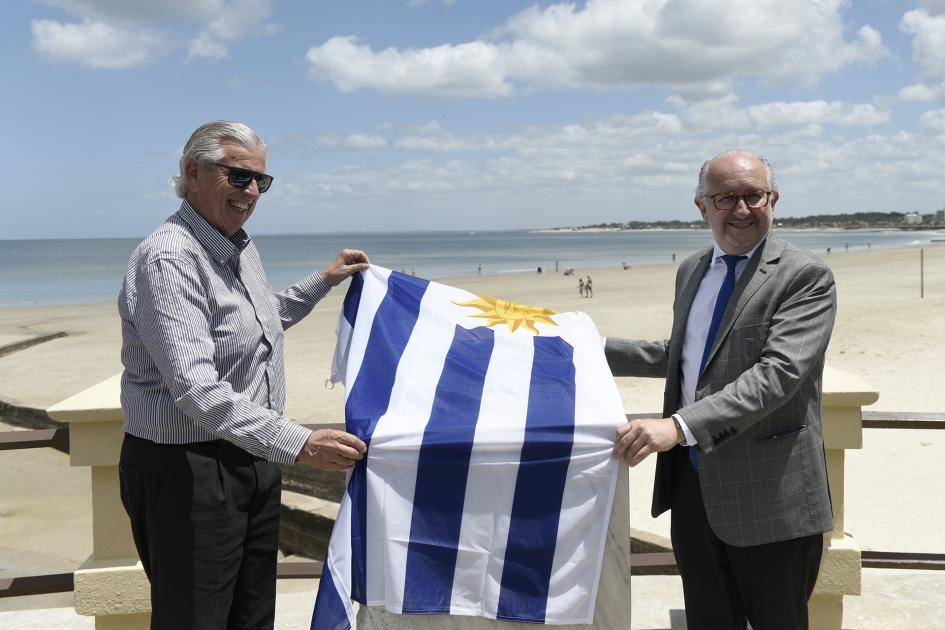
[690,254,746,471]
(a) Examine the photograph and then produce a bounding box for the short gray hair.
[695,149,778,198]
[171,120,267,198]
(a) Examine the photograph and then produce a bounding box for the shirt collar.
[177,200,250,264]
[711,240,762,265]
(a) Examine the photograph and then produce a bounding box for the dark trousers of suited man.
[605,150,836,630]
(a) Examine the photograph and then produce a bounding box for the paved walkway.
[3,570,944,629]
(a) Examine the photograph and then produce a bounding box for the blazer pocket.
[732,318,769,334]
[754,424,806,443]
[728,320,769,356]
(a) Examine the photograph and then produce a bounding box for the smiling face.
[185,141,266,237]
[695,153,779,255]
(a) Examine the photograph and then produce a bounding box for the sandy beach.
[2,241,944,627]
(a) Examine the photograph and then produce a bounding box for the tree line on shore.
[569,211,945,231]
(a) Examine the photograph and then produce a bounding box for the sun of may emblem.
[454,294,559,334]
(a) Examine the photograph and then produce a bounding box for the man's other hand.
[613,417,682,467]
[297,428,367,471]
[321,249,371,286]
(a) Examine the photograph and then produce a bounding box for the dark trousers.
[669,447,824,630]
[119,434,283,630]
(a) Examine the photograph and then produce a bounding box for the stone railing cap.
[47,372,122,424]
[822,366,879,407]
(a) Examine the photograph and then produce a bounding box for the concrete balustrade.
[48,373,151,629]
[809,366,878,630]
[45,365,877,629]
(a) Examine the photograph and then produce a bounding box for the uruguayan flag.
[312,266,626,628]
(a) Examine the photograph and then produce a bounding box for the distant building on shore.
[904,212,923,225]
[936,209,945,224]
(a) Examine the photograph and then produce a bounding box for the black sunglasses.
[214,162,273,193]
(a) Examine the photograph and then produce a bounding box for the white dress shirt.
[674,242,761,445]
[119,201,329,463]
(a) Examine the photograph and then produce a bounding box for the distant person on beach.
[117,120,368,629]
[578,277,585,297]
[585,275,593,297]
[604,149,836,629]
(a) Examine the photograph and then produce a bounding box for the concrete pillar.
[809,366,878,630]
[48,373,151,629]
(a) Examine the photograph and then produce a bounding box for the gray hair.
[695,149,778,198]
[171,120,267,198]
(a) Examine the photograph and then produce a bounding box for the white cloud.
[395,121,496,151]
[919,0,945,16]
[268,95,945,231]
[306,36,513,97]
[306,0,888,97]
[31,18,164,69]
[902,8,945,80]
[188,33,229,61]
[314,134,389,150]
[398,133,479,151]
[187,0,277,62]
[392,111,685,154]
[44,0,225,22]
[898,82,943,102]
[284,122,945,229]
[32,0,276,67]
[344,134,388,149]
[745,101,890,127]
[919,108,945,134]
[670,95,749,131]
[668,95,889,132]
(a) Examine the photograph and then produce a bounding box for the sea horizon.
[3,223,939,243]
[1,228,941,308]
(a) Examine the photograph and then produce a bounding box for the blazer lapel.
[704,236,783,367]
[668,249,713,376]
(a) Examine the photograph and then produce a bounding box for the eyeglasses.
[214,162,273,193]
[708,190,770,211]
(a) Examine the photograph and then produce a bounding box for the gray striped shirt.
[118,201,328,464]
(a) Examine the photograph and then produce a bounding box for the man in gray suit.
[606,150,835,629]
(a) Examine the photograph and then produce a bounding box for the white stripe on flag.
[546,313,623,623]
[449,327,533,618]
[364,280,465,608]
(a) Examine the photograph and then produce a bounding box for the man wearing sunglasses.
[118,120,370,629]
[605,150,836,629]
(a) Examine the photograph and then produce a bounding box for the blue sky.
[5,0,945,239]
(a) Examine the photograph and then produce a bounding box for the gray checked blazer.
[605,235,836,547]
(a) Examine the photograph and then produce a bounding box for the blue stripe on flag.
[310,559,351,630]
[402,325,495,614]
[342,272,364,327]
[496,336,576,623]
[345,271,429,604]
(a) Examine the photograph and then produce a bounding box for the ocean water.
[0,228,937,307]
